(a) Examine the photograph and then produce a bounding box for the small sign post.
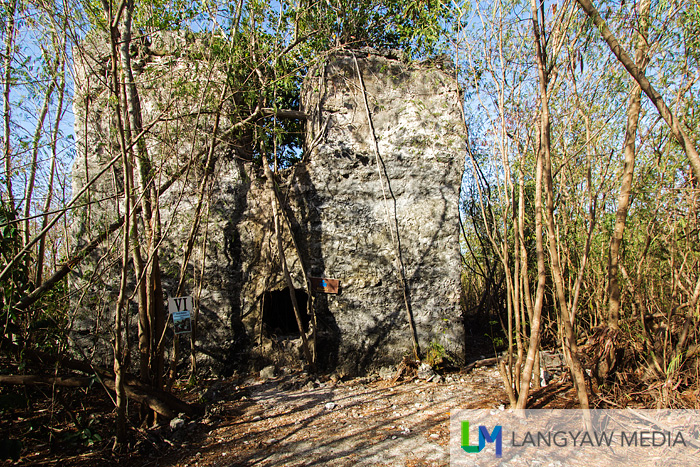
[168,296,194,334]
[310,277,340,294]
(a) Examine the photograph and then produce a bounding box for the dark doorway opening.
[262,288,309,336]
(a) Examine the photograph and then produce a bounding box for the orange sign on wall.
[310,277,340,294]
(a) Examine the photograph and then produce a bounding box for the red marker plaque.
[310,277,340,294]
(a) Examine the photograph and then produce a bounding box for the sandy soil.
[138,366,509,467]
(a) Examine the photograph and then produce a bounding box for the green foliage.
[134,0,199,31]
[0,202,68,351]
[60,412,104,447]
[677,1,700,63]
[82,0,200,31]
[0,202,32,339]
[425,340,451,369]
[200,27,305,167]
[486,320,506,350]
[292,0,455,59]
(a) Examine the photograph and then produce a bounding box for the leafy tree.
[0,202,30,341]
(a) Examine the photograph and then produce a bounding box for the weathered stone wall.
[71,32,248,370]
[296,50,465,373]
[71,41,465,375]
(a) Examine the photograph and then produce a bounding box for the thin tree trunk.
[103,0,131,445]
[150,253,166,392]
[530,0,589,411]
[517,121,546,409]
[36,51,66,286]
[2,0,17,211]
[112,66,130,447]
[511,177,522,394]
[352,52,420,360]
[118,0,149,388]
[517,157,533,390]
[606,0,650,330]
[23,74,55,247]
[262,153,314,366]
[129,197,149,385]
[113,0,150,398]
[119,1,167,400]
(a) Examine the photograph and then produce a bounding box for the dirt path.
[141,366,507,467]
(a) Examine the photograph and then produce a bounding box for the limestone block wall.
[70,32,247,370]
[71,41,465,375]
[296,50,465,373]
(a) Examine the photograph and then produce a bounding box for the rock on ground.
[259,365,276,381]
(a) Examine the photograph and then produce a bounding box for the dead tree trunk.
[0,338,203,418]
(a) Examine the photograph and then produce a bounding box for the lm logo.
[461,421,502,457]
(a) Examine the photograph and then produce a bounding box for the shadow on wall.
[291,163,341,371]
[217,158,252,376]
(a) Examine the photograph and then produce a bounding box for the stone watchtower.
[71,38,466,375]
[294,50,466,372]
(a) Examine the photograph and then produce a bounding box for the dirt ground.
[2,363,584,467]
[146,366,509,467]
